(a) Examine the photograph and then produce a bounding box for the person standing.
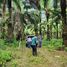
[31,36,38,56]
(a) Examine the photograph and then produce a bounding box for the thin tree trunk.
[34,25,38,36]
[56,21,58,39]
[47,25,50,40]
[50,25,52,39]
[39,23,42,35]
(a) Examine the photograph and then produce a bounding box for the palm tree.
[0,0,27,40]
[7,0,14,41]
[7,0,22,40]
[53,0,58,39]
[60,0,67,46]
[43,0,51,40]
[1,0,6,39]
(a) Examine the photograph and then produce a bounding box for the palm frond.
[13,0,21,11]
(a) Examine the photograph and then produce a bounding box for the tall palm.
[7,0,13,40]
[7,0,21,40]
[53,0,58,39]
[0,0,23,40]
[60,0,66,46]
[1,0,6,39]
[43,0,51,40]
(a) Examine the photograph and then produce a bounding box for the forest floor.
[6,45,67,67]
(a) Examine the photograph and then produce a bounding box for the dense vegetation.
[0,0,67,67]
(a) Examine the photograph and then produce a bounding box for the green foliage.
[10,39,19,47]
[50,39,62,46]
[0,39,7,50]
[43,38,63,50]
[0,50,12,66]
[0,0,2,7]
[0,38,20,49]
[0,39,5,45]
[13,0,21,11]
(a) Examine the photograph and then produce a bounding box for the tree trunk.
[2,0,6,18]
[7,0,14,41]
[61,0,67,46]
[34,27,38,36]
[39,24,42,35]
[2,0,6,39]
[50,25,52,39]
[53,0,58,9]
[34,23,38,36]
[53,0,58,39]
[44,0,48,8]
[56,21,58,39]
[14,11,23,40]
[47,25,50,40]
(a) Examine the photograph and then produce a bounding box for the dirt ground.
[6,46,67,67]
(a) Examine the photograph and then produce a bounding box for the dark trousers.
[31,45,37,56]
[26,42,31,48]
[28,42,31,48]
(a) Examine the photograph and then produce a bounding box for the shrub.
[0,50,12,64]
[43,38,63,50]
[0,39,7,50]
